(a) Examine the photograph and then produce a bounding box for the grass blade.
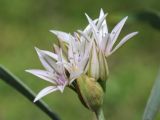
[143,69,160,120]
[0,65,60,120]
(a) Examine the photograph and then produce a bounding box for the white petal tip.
[134,31,139,35]
[25,70,35,74]
[100,9,108,16]
[58,86,65,93]
[125,16,128,19]
[34,47,43,56]
[121,16,128,22]
[129,32,139,37]
[85,13,90,19]
[77,30,82,33]
[25,70,30,73]
[121,16,128,23]
[60,89,64,93]
[49,30,53,32]
[25,69,36,75]
[33,99,38,103]
[100,8,104,12]
[50,30,58,35]
[34,47,40,52]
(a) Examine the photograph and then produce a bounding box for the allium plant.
[26,9,138,120]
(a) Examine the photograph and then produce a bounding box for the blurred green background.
[0,0,160,120]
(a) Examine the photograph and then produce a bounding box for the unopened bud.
[76,74,104,112]
[88,42,100,80]
[98,50,109,81]
[88,42,109,82]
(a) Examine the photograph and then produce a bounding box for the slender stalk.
[143,69,160,120]
[95,108,106,120]
[0,65,60,120]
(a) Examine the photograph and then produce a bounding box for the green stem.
[95,108,106,120]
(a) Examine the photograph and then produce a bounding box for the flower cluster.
[26,9,138,104]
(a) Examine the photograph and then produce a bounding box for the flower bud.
[76,74,104,112]
[88,42,109,81]
[98,50,109,81]
[87,42,100,80]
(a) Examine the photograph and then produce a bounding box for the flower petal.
[77,30,90,42]
[83,19,98,35]
[25,69,56,84]
[35,47,58,72]
[34,86,58,102]
[53,44,60,54]
[109,17,128,51]
[97,12,108,45]
[110,32,138,55]
[56,49,66,75]
[57,84,67,92]
[88,42,100,80]
[40,50,58,61]
[100,33,109,52]
[50,30,71,43]
[97,12,107,31]
[99,51,109,80]
[99,8,108,34]
[85,13,100,45]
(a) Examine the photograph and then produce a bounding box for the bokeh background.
[0,0,160,120]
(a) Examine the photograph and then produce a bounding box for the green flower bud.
[76,74,104,112]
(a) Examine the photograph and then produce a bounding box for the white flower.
[26,9,138,101]
[50,31,92,83]
[80,9,138,57]
[78,9,138,80]
[26,47,81,102]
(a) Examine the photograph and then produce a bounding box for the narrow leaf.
[143,69,160,120]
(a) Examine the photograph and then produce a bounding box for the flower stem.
[95,108,106,120]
